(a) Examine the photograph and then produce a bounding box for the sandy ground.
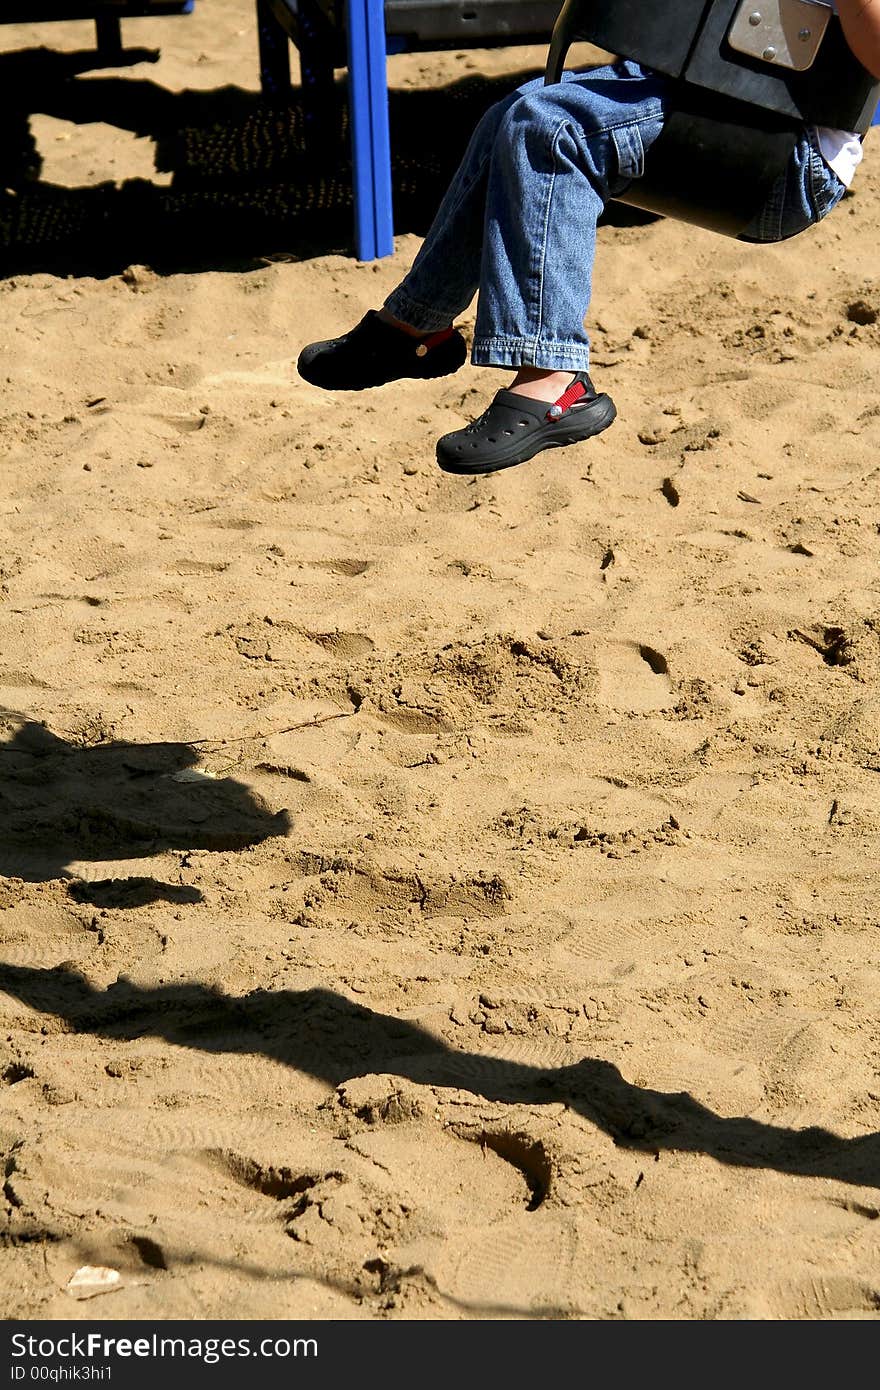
[2,0,880,1323]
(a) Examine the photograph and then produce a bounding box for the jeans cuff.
[383,288,459,334]
[471,335,591,370]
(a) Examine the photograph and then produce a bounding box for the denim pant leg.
[383,87,526,333]
[739,126,847,242]
[387,62,668,361]
[473,66,667,369]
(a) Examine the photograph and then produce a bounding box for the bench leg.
[346,0,394,261]
[256,0,291,99]
[297,0,338,139]
[95,16,123,62]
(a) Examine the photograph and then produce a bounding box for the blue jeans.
[739,124,846,242]
[384,62,846,371]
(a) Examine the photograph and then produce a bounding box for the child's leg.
[387,62,668,344]
[382,87,526,333]
[299,61,670,425]
[434,64,669,473]
[297,83,529,390]
[470,65,667,374]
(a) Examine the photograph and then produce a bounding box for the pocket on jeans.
[611,123,646,182]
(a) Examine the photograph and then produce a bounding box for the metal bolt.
[762,45,777,59]
[798,26,811,39]
[748,11,762,24]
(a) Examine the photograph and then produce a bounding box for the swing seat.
[545,0,880,236]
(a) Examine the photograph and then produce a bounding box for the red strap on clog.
[546,378,587,420]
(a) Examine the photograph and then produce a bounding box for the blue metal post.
[346,0,394,261]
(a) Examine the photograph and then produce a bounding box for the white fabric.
[816,0,862,185]
[815,126,863,185]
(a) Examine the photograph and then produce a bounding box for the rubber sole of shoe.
[436,393,617,475]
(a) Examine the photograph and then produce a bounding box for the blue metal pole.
[346,0,394,261]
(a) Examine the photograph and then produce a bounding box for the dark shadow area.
[0,46,658,275]
[0,713,291,904]
[1,963,877,1191]
[52,1223,561,1319]
[66,877,203,908]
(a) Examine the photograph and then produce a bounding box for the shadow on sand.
[0,44,657,275]
[0,713,290,905]
[1,962,877,1192]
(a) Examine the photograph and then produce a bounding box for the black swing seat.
[545,0,880,235]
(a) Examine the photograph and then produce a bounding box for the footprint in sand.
[766,1273,880,1320]
[596,640,674,713]
[308,559,372,578]
[444,1213,580,1315]
[206,1149,328,1203]
[307,631,376,659]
